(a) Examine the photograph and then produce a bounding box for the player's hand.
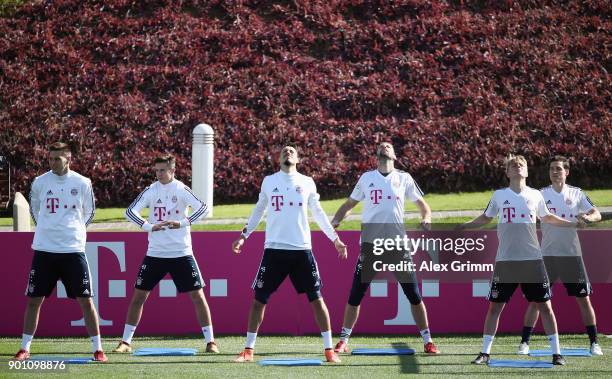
[576,213,590,224]
[232,237,245,254]
[334,237,347,259]
[331,219,340,229]
[162,220,181,229]
[420,221,431,231]
[151,223,166,232]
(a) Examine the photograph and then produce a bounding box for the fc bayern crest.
[172,195,178,203]
[295,185,302,194]
[70,188,78,196]
[565,199,572,206]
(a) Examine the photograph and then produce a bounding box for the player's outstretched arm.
[414,198,432,230]
[457,214,493,230]
[577,208,602,224]
[331,198,359,228]
[541,214,584,228]
[232,190,268,255]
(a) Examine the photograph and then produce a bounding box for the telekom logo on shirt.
[153,207,166,221]
[370,189,383,204]
[502,207,515,222]
[46,198,60,213]
[271,195,284,211]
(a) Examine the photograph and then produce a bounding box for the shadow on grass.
[391,342,419,374]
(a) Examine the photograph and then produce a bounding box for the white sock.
[202,325,214,343]
[122,324,137,344]
[340,327,352,343]
[548,334,560,355]
[245,332,257,349]
[21,334,33,351]
[321,330,333,349]
[420,328,433,344]
[482,334,494,354]
[91,335,102,352]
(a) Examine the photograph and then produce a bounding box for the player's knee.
[348,288,366,306]
[188,289,205,302]
[254,289,271,305]
[76,296,94,309]
[27,297,44,308]
[306,290,322,302]
[400,283,422,305]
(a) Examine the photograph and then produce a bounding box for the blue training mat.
[488,359,553,368]
[529,348,591,357]
[30,356,92,364]
[133,348,198,356]
[258,359,322,366]
[351,348,416,356]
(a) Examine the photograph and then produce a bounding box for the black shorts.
[252,249,321,296]
[487,260,551,303]
[543,256,592,297]
[26,250,93,298]
[135,255,204,293]
[348,243,421,306]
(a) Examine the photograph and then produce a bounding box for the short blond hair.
[504,154,527,171]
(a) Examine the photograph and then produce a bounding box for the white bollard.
[192,123,214,218]
[13,191,31,231]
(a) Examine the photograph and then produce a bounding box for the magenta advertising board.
[0,231,610,336]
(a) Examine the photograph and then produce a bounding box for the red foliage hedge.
[0,0,610,206]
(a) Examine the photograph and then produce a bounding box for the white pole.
[13,192,31,231]
[192,123,214,218]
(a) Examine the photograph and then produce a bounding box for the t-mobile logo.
[153,206,166,221]
[46,198,60,213]
[370,190,382,204]
[502,207,515,222]
[271,195,284,211]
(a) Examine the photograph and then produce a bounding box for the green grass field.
[0,335,609,378]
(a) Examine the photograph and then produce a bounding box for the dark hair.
[154,154,176,168]
[550,155,570,170]
[49,142,71,154]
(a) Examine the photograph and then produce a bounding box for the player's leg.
[472,267,516,365]
[171,255,219,353]
[235,249,288,362]
[290,249,340,363]
[575,296,602,355]
[75,297,106,361]
[399,272,439,354]
[335,248,373,353]
[562,256,601,354]
[60,252,107,362]
[518,302,539,354]
[16,251,59,360]
[115,256,165,353]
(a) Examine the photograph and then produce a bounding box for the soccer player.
[517,156,603,356]
[330,142,439,354]
[462,155,582,366]
[113,155,218,354]
[15,142,107,362]
[232,145,348,363]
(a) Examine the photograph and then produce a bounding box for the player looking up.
[330,142,439,355]
[232,145,348,363]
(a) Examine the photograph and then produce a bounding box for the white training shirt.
[540,185,594,257]
[242,171,337,250]
[484,187,551,261]
[350,169,424,224]
[126,179,208,258]
[30,170,95,253]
